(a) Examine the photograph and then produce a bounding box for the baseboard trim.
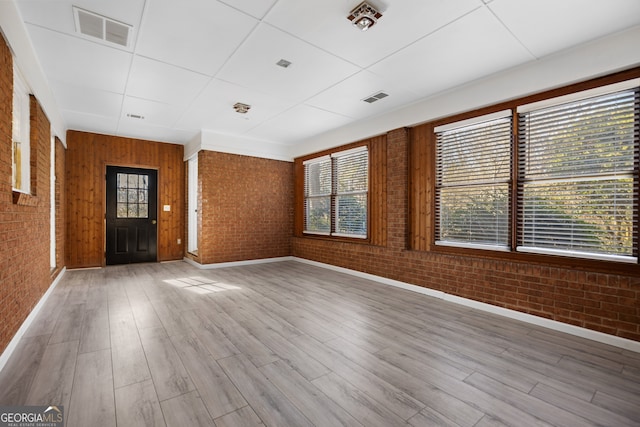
[0,267,67,373]
[184,256,295,270]
[292,257,640,353]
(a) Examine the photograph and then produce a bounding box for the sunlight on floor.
[162,277,242,294]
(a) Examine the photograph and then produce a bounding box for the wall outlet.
[163,205,171,211]
[177,238,181,244]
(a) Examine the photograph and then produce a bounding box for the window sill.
[12,190,38,206]
[429,243,640,276]
[299,233,372,246]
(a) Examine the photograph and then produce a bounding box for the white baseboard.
[184,256,295,270]
[292,257,640,354]
[0,268,67,373]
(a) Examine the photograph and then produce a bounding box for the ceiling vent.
[363,91,389,103]
[73,7,132,47]
[276,59,292,69]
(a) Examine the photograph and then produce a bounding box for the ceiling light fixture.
[347,1,383,32]
[233,102,251,114]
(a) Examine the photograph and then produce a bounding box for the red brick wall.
[0,34,61,354]
[197,150,293,264]
[293,128,640,343]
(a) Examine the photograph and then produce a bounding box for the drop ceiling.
[13,0,640,152]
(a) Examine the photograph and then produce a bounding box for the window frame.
[426,68,640,272]
[12,65,31,194]
[301,143,370,241]
[434,110,513,251]
[516,81,638,264]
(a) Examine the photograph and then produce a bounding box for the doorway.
[105,166,158,265]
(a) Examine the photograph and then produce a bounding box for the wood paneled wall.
[65,131,184,268]
[408,124,433,251]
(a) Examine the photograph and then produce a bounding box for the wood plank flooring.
[1,260,639,426]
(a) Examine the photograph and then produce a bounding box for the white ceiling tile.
[246,105,352,144]
[216,23,361,103]
[64,110,119,135]
[176,78,295,132]
[121,96,184,127]
[218,0,278,19]
[52,82,123,118]
[489,0,640,58]
[368,7,534,100]
[135,0,258,75]
[116,120,198,144]
[305,70,420,119]
[126,56,210,107]
[264,0,482,67]
[26,24,132,93]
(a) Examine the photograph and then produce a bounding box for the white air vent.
[73,7,132,47]
[363,91,389,103]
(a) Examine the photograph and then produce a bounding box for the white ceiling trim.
[199,130,293,162]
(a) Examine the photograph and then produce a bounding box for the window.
[435,111,512,250]
[517,83,638,262]
[304,146,368,238]
[116,173,149,218]
[12,66,31,193]
[433,78,639,263]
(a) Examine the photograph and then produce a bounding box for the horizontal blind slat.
[518,86,638,259]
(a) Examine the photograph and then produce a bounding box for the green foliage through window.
[304,147,368,238]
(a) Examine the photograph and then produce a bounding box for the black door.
[106,166,158,265]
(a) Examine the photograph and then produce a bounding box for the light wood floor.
[0,261,639,427]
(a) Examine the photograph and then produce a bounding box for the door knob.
[151,220,157,224]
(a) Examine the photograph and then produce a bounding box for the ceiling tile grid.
[13,0,640,149]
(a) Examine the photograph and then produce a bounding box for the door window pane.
[116,172,150,218]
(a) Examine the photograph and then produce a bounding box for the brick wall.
[197,150,293,264]
[0,34,62,354]
[293,128,640,343]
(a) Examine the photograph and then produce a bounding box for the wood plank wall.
[408,124,433,251]
[369,134,387,247]
[65,131,184,268]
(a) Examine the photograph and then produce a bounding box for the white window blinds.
[517,87,639,262]
[334,147,368,238]
[304,156,332,235]
[303,147,368,238]
[435,111,512,249]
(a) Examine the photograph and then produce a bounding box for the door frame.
[103,162,160,266]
